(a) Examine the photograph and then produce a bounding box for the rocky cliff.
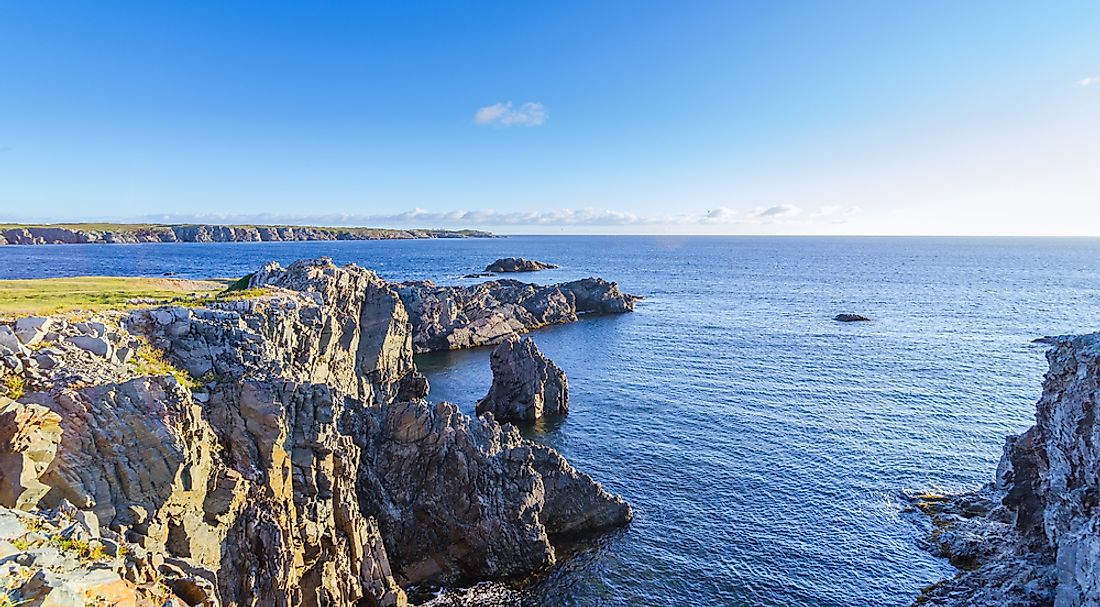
[0,224,494,245]
[0,258,631,606]
[914,333,1100,607]
[397,278,639,353]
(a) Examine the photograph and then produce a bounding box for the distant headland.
[0,223,496,245]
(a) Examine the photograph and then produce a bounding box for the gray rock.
[834,313,871,322]
[14,317,53,346]
[398,277,639,353]
[66,335,112,357]
[484,258,559,272]
[912,332,1100,606]
[0,326,25,357]
[477,335,568,422]
[348,399,630,587]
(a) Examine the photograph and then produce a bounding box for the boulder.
[477,335,568,422]
[14,317,54,346]
[484,258,559,273]
[66,335,112,357]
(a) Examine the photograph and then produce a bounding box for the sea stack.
[485,257,559,272]
[477,335,568,422]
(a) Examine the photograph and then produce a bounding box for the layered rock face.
[347,400,630,588]
[397,277,639,352]
[477,335,568,422]
[0,257,632,606]
[0,224,494,245]
[915,333,1100,607]
[484,258,559,273]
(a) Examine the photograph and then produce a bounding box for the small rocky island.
[911,333,1100,606]
[484,258,559,272]
[0,258,637,607]
[834,313,871,322]
[0,223,495,245]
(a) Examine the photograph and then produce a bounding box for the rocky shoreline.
[910,333,1100,607]
[0,258,636,606]
[0,224,495,245]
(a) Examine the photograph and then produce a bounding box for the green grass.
[0,276,230,317]
[1,375,24,400]
[130,337,202,389]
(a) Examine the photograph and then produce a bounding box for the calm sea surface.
[3,236,1099,606]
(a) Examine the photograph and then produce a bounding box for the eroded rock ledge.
[397,277,639,353]
[0,258,632,607]
[912,333,1100,607]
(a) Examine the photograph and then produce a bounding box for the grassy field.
[0,276,232,317]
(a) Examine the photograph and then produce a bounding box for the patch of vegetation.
[130,338,202,390]
[1,375,25,400]
[50,536,108,561]
[9,537,31,551]
[223,272,255,292]
[0,276,230,317]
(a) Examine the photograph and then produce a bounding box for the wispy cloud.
[474,101,547,127]
[1078,76,1099,86]
[136,205,856,229]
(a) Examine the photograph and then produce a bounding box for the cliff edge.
[0,258,631,606]
[914,333,1100,607]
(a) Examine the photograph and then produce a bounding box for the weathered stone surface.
[0,257,630,606]
[0,505,195,607]
[398,277,639,353]
[913,333,1100,606]
[0,397,62,511]
[477,335,568,422]
[484,258,558,273]
[348,400,631,588]
[14,317,54,346]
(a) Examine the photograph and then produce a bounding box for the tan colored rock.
[0,397,62,511]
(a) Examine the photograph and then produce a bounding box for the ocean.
[3,236,1099,606]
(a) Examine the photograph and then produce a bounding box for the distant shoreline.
[0,223,497,245]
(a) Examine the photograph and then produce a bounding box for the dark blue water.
[4,236,1100,606]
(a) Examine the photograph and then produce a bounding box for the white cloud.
[474,101,547,127]
[751,204,801,219]
[134,205,855,230]
[1078,76,1099,86]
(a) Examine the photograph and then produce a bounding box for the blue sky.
[1,1,1098,235]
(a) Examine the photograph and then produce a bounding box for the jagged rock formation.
[484,258,558,273]
[0,224,494,245]
[476,336,568,422]
[346,400,630,588]
[0,258,632,606]
[913,333,1100,607]
[397,278,640,353]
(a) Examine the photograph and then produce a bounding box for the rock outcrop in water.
[0,224,494,245]
[913,333,1100,607]
[477,335,568,422]
[0,257,631,606]
[834,313,871,322]
[397,278,639,353]
[484,258,558,273]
